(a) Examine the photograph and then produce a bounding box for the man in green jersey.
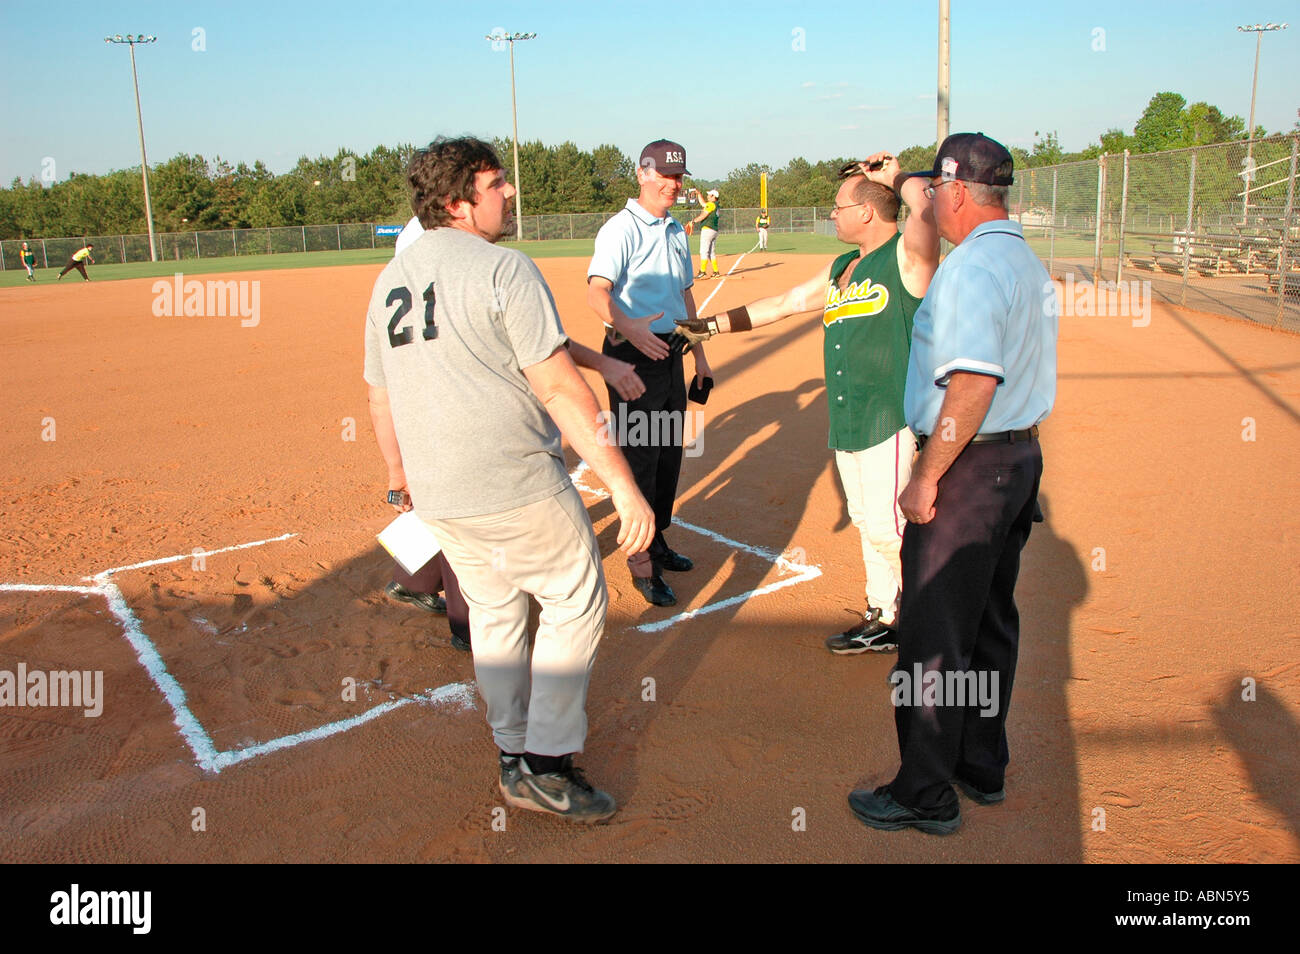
[674,151,939,654]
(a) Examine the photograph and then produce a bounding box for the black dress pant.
[393,553,470,643]
[891,437,1043,811]
[601,333,687,562]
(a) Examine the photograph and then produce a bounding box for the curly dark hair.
[407,137,503,229]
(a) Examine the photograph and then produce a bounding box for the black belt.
[916,425,1038,449]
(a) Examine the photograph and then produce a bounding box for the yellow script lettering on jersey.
[823,278,890,326]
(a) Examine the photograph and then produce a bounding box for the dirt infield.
[1,253,1296,863]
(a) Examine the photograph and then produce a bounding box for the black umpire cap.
[903,132,1015,186]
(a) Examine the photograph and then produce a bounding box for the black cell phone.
[688,375,714,405]
[387,490,410,506]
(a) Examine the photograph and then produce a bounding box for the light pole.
[485,30,536,242]
[1236,22,1287,223]
[937,0,950,146]
[105,33,159,262]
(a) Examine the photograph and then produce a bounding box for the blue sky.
[3,0,1297,185]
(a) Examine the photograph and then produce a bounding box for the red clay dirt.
[0,254,1296,863]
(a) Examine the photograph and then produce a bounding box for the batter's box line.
[2,533,474,774]
[569,463,822,633]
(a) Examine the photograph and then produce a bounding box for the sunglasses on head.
[837,158,887,179]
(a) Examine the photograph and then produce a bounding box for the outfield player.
[588,139,711,607]
[755,209,770,251]
[674,151,939,653]
[689,188,721,279]
[20,242,36,281]
[57,243,94,281]
[847,132,1056,835]
[365,136,654,822]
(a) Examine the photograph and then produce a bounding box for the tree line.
[1,91,1291,240]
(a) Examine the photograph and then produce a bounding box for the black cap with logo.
[904,132,1014,186]
[639,139,690,176]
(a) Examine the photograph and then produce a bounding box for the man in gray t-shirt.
[364,137,653,824]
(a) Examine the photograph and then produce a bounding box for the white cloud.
[801,81,816,88]
[840,124,860,131]
[814,93,845,101]
[850,104,893,112]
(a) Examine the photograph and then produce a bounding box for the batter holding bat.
[674,151,939,654]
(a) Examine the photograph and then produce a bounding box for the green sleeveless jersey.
[823,232,919,450]
[701,200,719,231]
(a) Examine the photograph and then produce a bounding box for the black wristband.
[892,171,910,196]
[726,306,752,333]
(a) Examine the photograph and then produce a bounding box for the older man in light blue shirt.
[848,133,1057,837]
[587,139,713,608]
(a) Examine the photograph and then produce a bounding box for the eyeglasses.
[923,179,961,200]
[830,200,865,214]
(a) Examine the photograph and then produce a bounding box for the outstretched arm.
[587,276,669,361]
[677,260,831,348]
[567,338,646,401]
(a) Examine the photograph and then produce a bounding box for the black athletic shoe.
[848,785,961,835]
[825,608,897,654]
[631,574,676,606]
[385,581,446,614]
[954,776,1005,805]
[501,755,617,823]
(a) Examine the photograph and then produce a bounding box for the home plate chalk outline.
[569,462,821,633]
[0,532,475,775]
[1,466,817,771]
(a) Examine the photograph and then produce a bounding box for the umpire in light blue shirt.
[848,133,1057,836]
[586,140,713,608]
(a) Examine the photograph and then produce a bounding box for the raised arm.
[861,151,940,298]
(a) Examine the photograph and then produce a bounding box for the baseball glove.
[684,221,694,236]
[672,316,718,353]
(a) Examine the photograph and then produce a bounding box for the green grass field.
[0,232,847,289]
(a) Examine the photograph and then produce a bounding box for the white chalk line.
[86,532,299,582]
[3,532,473,774]
[696,243,757,313]
[567,463,822,633]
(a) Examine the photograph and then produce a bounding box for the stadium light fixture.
[105,33,160,262]
[485,31,537,242]
[1236,21,1287,223]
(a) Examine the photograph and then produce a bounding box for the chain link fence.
[1012,136,1299,331]
[2,207,828,271]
